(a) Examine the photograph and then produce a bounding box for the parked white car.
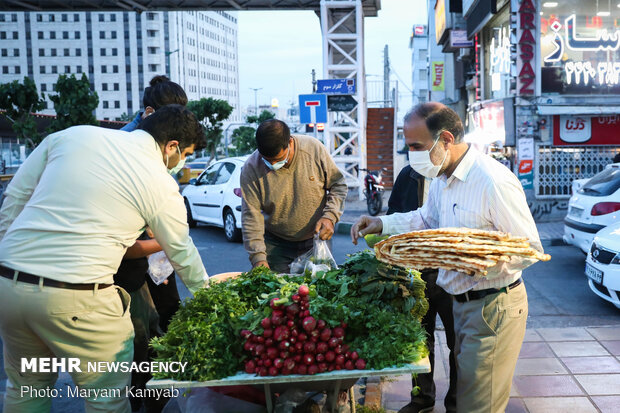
[181,156,249,242]
[585,223,620,309]
[564,164,620,253]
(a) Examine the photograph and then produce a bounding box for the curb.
[363,376,382,408]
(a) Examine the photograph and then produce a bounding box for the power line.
[389,64,414,94]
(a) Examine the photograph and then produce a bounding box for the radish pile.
[241,284,366,376]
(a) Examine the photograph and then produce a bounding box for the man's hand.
[253,261,270,269]
[315,217,335,240]
[351,215,383,245]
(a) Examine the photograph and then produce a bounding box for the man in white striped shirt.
[352,102,544,413]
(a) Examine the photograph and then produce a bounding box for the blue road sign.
[316,79,356,95]
[299,94,328,124]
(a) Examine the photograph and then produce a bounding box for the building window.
[65,65,70,73]
[37,14,42,22]
[101,65,107,73]
[112,48,117,56]
[12,32,18,39]
[51,65,57,74]
[1,14,6,22]
[2,66,7,74]
[13,49,18,57]
[41,83,47,92]
[64,48,70,56]
[148,47,157,54]
[40,65,45,73]
[98,14,104,22]
[148,64,158,71]
[147,30,157,37]
[76,65,82,73]
[74,13,80,22]
[15,66,20,74]
[49,14,55,22]
[112,65,118,73]
[50,31,56,39]
[114,101,120,109]
[103,101,109,109]
[51,49,57,57]
[76,48,81,56]
[34,31,41,39]
[11,14,17,22]
[99,31,105,39]
[62,14,68,22]
[111,31,117,39]
[75,31,80,39]
[63,31,69,39]
[113,83,119,91]
[111,14,116,22]
[2,49,8,57]
[100,48,106,56]
[147,12,156,21]
[102,83,108,91]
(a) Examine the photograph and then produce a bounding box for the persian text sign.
[432,62,445,91]
[553,115,620,145]
[518,0,536,95]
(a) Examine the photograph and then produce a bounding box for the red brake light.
[590,202,620,216]
[233,188,242,197]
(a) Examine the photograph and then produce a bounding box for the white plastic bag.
[147,251,173,285]
[289,235,338,277]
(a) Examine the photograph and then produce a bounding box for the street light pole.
[165,49,179,78]
[249,87,262,116]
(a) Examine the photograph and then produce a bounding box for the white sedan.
[181,156,249,242]
[564,164,620,253]
[585,223,620,309]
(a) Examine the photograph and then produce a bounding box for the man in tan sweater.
[240,119,348,272]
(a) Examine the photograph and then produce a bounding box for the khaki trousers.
[0,276,134,413]
[452,282,528,413]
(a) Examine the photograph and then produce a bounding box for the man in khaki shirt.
[240,119,348,272]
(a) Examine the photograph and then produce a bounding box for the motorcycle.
[360,167,386,216]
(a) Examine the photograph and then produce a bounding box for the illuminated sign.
[435,0,446,44]
[450,30,474,48]
[518,0,536,95]
[432,62,445,91]
[553,115,620,145]
[414,26,426,36]
[490,26,511,91]
[544,15,620,87]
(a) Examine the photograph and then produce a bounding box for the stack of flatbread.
[374,228,551,276]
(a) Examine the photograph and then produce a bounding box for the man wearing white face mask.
[0,104,208,413]
[351,102,544,413]
[241,119,348,272]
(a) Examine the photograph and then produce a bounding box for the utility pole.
[165,49,179,79]
[383,45,390,107]
[249,87,262,116]
[311,69,317,93]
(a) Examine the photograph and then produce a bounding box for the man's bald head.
[404,102,464,143]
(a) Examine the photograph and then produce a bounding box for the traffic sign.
[316,79,356,95]
[299,94,328,124]
[327,95,357,112]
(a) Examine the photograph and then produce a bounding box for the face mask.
[166,146,185,175]
[408,135,449,178]
[263,146,290,171]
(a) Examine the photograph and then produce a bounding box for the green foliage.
[230,125,257,156]
[0,77,46,147]
[187,98,233,160]
[48,74,99,132]
[118,111,138,122]
[246,109,275,125]
[355,406,387,413]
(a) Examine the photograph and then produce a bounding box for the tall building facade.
[409,24,429,106]
[0,10,240,122]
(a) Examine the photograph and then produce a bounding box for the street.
[0,225,618,412]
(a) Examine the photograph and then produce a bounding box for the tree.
[0,77,46,148]
[186,98,233,160]
[246,110,275,125]
[118,111,138,122]
[48,73,99,132]
[230,126,257,156]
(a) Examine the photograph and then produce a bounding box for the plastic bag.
[290,235,338,277]
[168,387,266,413]
[147,251,173,285]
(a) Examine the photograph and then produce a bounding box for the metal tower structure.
[320,0,366,196]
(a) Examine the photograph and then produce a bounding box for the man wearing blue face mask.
[351,102,545,413]
[240,119,348,272]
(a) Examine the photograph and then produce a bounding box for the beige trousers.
[452,282,528,413]
[0,276,134,413]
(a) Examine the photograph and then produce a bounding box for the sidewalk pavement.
[371,326,620,413]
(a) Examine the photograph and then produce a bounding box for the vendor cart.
[147,358,430,412]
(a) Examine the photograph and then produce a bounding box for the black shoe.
[397,401,435,413]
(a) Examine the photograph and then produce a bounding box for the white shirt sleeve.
[380,179,439,235]
[147,192,209,295]
[0,137,50,240]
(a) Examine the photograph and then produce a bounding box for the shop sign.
[431,62,445,91]
[517,0,536,95]
[414,26,426,36]
[553,115,620,145]
[450,30,474,48]
[517,137,534,189]
[435,0,446,44]
[490,26,511,92]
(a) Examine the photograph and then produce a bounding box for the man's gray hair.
[404,102,464,143]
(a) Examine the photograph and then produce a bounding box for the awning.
[537,106,620,115]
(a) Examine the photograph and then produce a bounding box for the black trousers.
[413,270,457,411]
[146,272,180,333]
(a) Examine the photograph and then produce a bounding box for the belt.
[0,265,113,290]
[453,278,522,303]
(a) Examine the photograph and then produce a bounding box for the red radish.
[310,329,320,339]
[345,352,352,359]
[345,360,354,370]
[273,358,284,369]
[291,329,299,337]
[296,364,308,375]
[266,347,279,360]
[303,341,316,354]
[286,313,295,320]
[257,359,263,366]
[281,367,293,375]
[298,285,310,296]
[287,320,295,328]
[328,337,339,348]
[302,316,317,332]
[270,298,283,310]
[264,359,272,368]
[240,329,252,339]
[316,353,325,363]
[265,338,274,347]
[317,320,326,329]
[271,313,285,326]
[332,327,345,338]
[261,353,269,360]
[303,310,311,317]
[294,342,304,353]
[308,365,319,375]
[280,351,290,359]
[263,328,273,338]
[289,337,297,344]
[261,317,271,329]
[245,360,256,374]
[268,366,279,376]
[243,341,253,352]
[335,365,342,370]
[316,342,329,354]
[298,333,308,342]
[334,345,343,355]
[256,336,265,344]
[311,336,319,343]
[325,351,336,362]
[259,367,268,376]
[335,354,345,366]
[340,321,347,328]
[284,358,296,371]
[286,303,300,315]
[274,326,290,341]
[299,303,307,311]
[328,365,335,372]
[294,354,302,363]
[318,363,328,373]
[291,294,301,303]
[351,351,359,361]
[254,344,265,355]
[355,359,366,370]
[343,344,350,353]
[303,354,315,365]
[319,328,332,342]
